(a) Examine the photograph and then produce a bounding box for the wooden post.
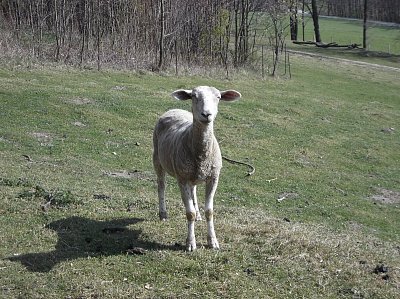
[261,45,265,78]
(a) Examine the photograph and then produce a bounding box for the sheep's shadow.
[8,216,179,273]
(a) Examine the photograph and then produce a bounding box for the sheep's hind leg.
[157,171,168,220]
[205,177,220,249]
[179,182,197,251]
[153,141,167,220]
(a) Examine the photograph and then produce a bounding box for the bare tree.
[264,0,291,76]
[363,0,368,49]
[157,0,165,70]
[309,0,321,42]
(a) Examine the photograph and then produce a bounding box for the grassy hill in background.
[289,15,400,68]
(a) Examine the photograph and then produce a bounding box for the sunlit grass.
[0,57,399,297]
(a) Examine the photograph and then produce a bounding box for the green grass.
[0,58,399,298]
[285,15,400,68]
[300,16,400,53]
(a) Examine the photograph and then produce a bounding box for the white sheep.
[153,86,241,251]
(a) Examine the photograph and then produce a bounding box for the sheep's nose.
[201,112,212,119]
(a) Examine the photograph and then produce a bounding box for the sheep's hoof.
[186,238,197,251]
[207,237,220,250]
[159,211,168,221]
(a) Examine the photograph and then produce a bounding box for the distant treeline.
[0,0,397,70]
[324,0,400,23]
[1,0,268,69]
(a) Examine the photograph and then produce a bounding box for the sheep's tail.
[222,156,255,176]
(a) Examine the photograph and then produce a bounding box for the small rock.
[373,263,389,274]
[381,274,390,281]
[244,268,256,276]
[381,127,395,133]
[93,194,111,200]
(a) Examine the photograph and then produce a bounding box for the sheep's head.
[172,86,241,124]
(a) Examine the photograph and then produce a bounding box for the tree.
[363,0,368,49]
[157,0,165,70]
[289,0,298,41]
[310,0,321,43]
[264,0,291,76]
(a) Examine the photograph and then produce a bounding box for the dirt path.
[288,49,400,72]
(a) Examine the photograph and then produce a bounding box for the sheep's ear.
[171,89,192,101]
[220,90,241,102]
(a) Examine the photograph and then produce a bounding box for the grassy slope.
[0,59,399,298]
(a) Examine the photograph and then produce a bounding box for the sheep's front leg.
[205,176,220,249]
[192,185,202,221]
[179,182,197,251]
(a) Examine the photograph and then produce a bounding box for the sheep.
[153,86,241,251]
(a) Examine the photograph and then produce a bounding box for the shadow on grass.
[8,216,179,272]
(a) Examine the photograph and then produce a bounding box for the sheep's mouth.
[200,117,213,124]
[199,113,214,123]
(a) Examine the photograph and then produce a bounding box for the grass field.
[288,16,400,68]
[0,55,399,298]
[250,14,400,71]
[300,16,400,53]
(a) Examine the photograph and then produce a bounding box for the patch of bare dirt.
[103,170,154,181]
[72,121,87,127]
[65,97,94,105]
[277,192,299,203]
[111,85,127,91]
[30,132,54,146]
[370,188,400,204]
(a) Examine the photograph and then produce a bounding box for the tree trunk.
[311,0,321,43]
[54,0,60,61]
[363,0,368,49]
[290,2,298,41]
[96,0,101,71]
[157,0,165,70]
[302,0,305,41]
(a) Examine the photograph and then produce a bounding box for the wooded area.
[0,0,398,71]
[0,0,289,71]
